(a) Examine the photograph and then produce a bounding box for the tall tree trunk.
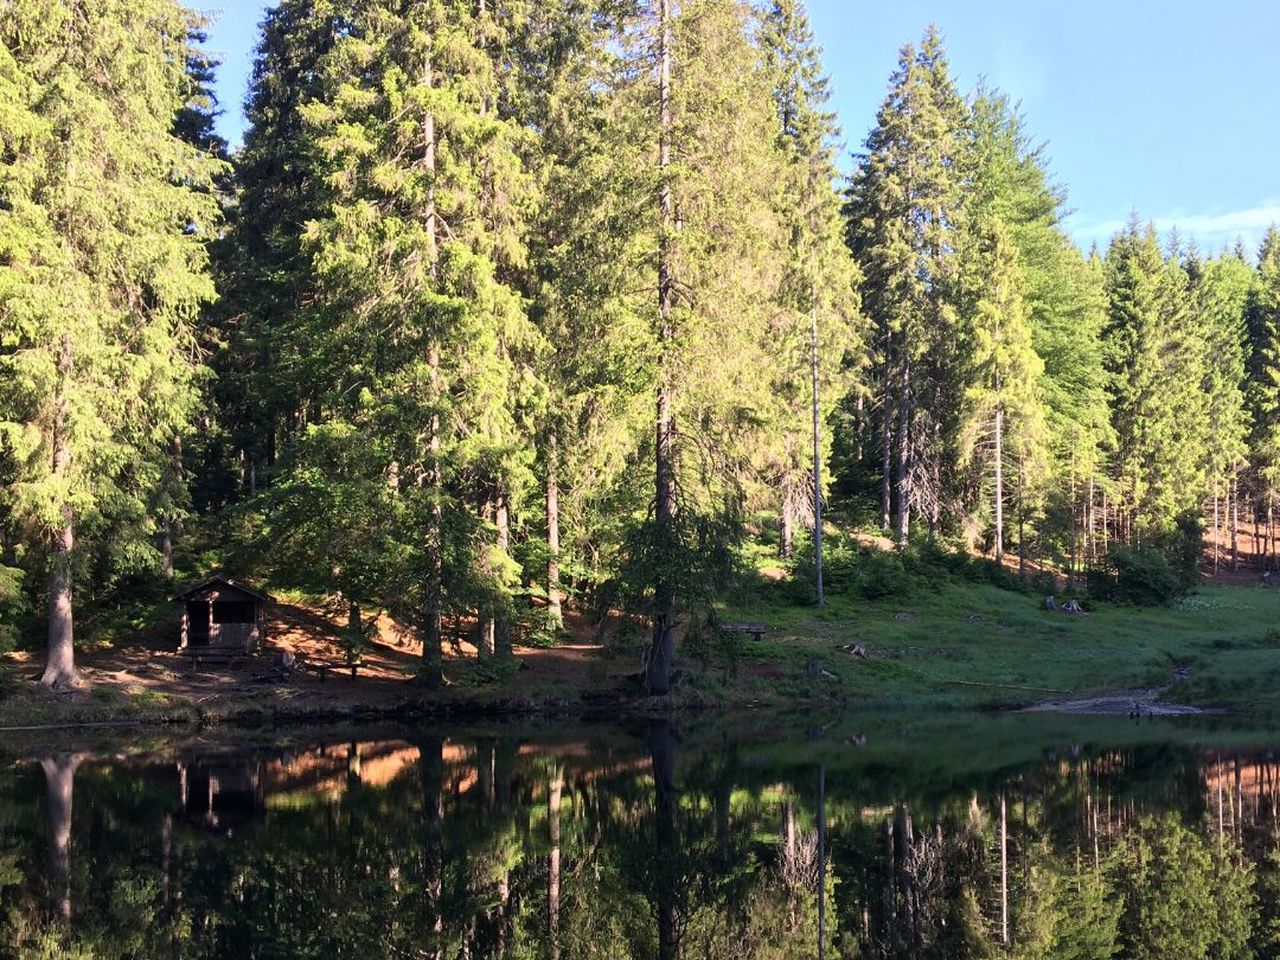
[880,378,893,534]
[42,335,78,690]
[418,45,444,689]
[1017,456,1026,580]
[811,299,824,607]
[1231,474,1240,572]
[779,482,794,560]
[1213,482,1221,575]
[419,736,445,959]
[546,432,563,626]
[477,500,496,659]
[855,391,865,463]
[495,492,512,657]
[647,0,677,696]
[894,355,911,546]
[1086,474,1096,567]
[993,398,1004,562]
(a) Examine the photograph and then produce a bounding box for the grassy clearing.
[716,579,1280,716]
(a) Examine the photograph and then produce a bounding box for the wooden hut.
[174,576,271,654]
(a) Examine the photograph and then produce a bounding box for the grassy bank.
[3,576,1280,728]
[717,579,1280,716]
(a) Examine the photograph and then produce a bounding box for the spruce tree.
[760,0,861,572]
[846,27,969,545]
[1248,228,1280,564]
[968,89,1110,575]
[1192,249,1252,571]
[299,0,540,684]
[0,0,220,686]
[957,218,1046,561]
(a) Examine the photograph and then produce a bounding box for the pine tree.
[1103,221,1207,541]
[1191,248,1252,571]
[759,0,861,573]
[968,89,1111,576]
[0,0,220,686]
[846,27,969,545]
[957,218,1046,561]
[203,0,347,509]
[299,0,541,684]
[519,1,655,628]
[1248,228,1280,565]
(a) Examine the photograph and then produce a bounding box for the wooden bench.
[719,621,768,642]
[298,658,359,683]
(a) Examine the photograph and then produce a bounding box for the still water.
[3,714,1279,958]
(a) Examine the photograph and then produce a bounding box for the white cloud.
[1069,202,1280,254]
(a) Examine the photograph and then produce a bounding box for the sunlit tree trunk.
[42,336,79,690]
[546,431,563,626]
[646,0,677,696]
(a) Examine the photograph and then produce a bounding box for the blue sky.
[201,0,1280,254]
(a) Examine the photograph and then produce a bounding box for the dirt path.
[1021,665,1217,716]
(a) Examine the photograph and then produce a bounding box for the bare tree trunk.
[495,492,512,657]
[880,378,893,534]
[779,486,794,560]
[1213,483,1221,575]
[1086,474,1096,567]
[894,355,911,546]
[43,335,78,690]
[855,391,865,463]
[647,0,677,696]
[1231,474,1240,572]
[811,300,824,607]
[1017,457,1027,580]
[993,398,1004,562]
[418,46,444,689]
[546,431,562,626]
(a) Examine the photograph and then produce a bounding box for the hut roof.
[172,575,273,604]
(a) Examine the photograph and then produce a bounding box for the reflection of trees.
[4,736,1280,958]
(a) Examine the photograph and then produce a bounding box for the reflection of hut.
[174,576,271,653]
[178,759,263,832]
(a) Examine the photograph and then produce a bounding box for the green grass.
[715,580,1280,717]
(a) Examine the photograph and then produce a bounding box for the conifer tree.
[1248,228,1280,563]
[846,27,969,545]
[1192,249,1253,570]
[1103,222,1207,540]
[968,89,1110,574]
[0,0,220,686]
[957,218,1045,561]
[299,0,540,684]
[641,0,795,692]
[760,0,861,569]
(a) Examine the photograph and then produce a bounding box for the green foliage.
[1089,547,1183,605]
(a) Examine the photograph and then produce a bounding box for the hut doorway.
[187,602,211,646]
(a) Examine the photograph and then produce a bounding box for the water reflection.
[4,724,1280,957]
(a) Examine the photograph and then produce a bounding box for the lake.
[2,712,1277,958]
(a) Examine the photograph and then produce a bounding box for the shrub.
[1088,546,1183,605]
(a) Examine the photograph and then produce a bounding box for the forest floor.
[4,576,1280,729]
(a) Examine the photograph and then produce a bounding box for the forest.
[3,0,1280,696]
